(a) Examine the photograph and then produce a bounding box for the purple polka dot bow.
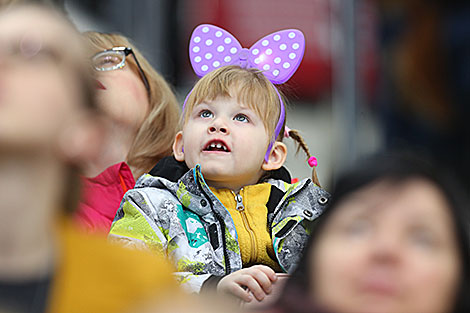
[185,24,305,162]
[189,24,305,84]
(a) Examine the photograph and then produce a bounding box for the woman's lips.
[95,80,106,90]
[359,275,399,297]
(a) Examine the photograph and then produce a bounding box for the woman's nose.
[369,231,402,265]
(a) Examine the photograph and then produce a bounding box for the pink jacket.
[75,162,135,234]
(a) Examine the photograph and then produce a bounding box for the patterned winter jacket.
[108,156,330,293]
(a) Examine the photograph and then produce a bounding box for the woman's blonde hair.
[183,65,321,186]
[84,31,180,178]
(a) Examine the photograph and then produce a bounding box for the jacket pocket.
[272,216,303,240]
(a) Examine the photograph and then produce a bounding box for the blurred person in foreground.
[262,154,469,313]
[75,31,180,234]
[0,4,178,313]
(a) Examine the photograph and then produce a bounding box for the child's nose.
[208,116,229,134]
[208,125,228,134]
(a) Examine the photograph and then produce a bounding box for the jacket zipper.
[232,189,258,264]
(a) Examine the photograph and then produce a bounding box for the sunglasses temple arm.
[131,53,151,97]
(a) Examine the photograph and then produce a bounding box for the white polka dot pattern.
[188,24,305,84]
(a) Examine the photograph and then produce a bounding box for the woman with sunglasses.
[75,32,180,234]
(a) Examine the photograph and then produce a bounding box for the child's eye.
[234,114,249,123]
[199,110,213,118]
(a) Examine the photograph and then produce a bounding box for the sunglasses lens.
[92,51,124,71]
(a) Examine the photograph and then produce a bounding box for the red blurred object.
[183,0,378,101]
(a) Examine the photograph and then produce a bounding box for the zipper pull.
[234,192,245,211]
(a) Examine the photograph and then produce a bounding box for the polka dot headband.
[183,24,306,162]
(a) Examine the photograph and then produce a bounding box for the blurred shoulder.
[49,219,177,313]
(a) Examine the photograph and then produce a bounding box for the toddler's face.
[175,96,271,190]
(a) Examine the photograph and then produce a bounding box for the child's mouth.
[203,140,230,152]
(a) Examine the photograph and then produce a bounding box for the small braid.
[288,129,321,187]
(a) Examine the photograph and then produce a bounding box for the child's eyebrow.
[194,102,212,109]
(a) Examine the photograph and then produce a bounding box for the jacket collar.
[148,156,189,182]
[146,156,296,216]
[86,161,135,188]
[149,156,292,184]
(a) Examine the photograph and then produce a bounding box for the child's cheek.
[183,141,198,168]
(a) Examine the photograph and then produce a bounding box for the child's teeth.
[206,142,228,151]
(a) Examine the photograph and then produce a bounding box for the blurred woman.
[267,154,469,313]
[75,32,180,233]
[0,4,176,313]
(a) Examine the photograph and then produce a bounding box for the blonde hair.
[183,65,321,186]
[183,66,281,137]
[84,32,180,178]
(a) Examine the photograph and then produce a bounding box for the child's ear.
[172,131,185,162]
[262,141,287,171]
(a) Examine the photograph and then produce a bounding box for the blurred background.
[25,0,470,190]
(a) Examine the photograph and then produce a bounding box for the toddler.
[109,24,330,303]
